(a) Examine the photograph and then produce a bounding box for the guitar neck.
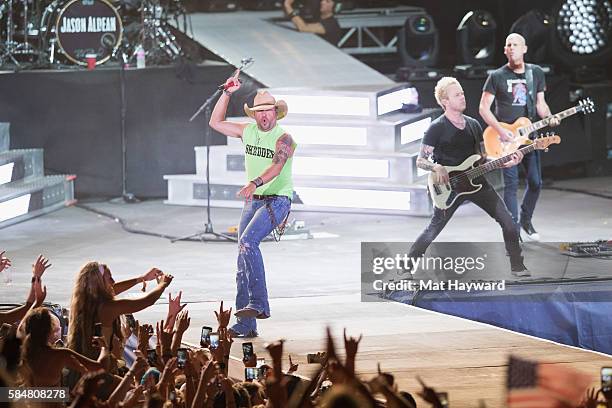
[521,106,579,134]
[469,144,537,179]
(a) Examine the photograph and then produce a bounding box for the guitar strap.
[525,64,536,122]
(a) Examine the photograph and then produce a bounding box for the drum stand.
[0,0,38,68]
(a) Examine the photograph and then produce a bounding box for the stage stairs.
[165,85,441,215]
[0,123,76,229]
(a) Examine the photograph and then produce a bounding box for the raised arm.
[237,134,296,200]
[102,273,173,321]
[114,267,162,295]
[209,70,248,138]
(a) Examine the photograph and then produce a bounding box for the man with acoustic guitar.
[409,76,530,276]
[479,33,559,242]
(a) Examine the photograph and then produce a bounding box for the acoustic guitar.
[483,98,593,158]
[428,134,561,210]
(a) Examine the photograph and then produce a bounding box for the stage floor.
[1,181,611,406]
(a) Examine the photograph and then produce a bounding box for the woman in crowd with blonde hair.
[67,262,173,360]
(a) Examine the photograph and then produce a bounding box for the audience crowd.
[1,250,611,408]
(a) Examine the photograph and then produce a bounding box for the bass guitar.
[483,98,593,158]
[428,134,561,210]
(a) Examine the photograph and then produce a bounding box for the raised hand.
[137,322,153,355]
[156,320,173,357]
[159,273,174,287]
[224,69,241,95]
[265,340,284,363]
[287,354,298,373]
[343,329,362,358]
[32,255,52,278]
[175,310,191,334]
[142,267,163,282]
[0,251,11,273]
[166,291,187,330]
[214,301,232,329]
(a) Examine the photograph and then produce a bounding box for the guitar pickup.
[433,184,442,195]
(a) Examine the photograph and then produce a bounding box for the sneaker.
[510,256,531,277]
[234,307,260,319]
[520,220,540,242]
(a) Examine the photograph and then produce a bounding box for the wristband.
[251,177,264,188]
[224,90,232,96]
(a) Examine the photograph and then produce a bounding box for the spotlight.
[397,13,442,80]
[398,13,439,68]
[453,10,497,78]
[456,10,497,66]
[510,10,552,64]
[550,0,612,80]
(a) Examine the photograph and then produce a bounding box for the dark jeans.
[502,150,541,226]
[409,180,522,264]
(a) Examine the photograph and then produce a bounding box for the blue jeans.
[502,150,541,226]
[231,195,291,335]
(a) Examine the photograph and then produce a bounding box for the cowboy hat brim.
[244,100,288,120]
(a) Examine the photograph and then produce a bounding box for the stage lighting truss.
[555,0,612,57]
[456,10,497,66]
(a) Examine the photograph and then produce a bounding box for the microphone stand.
[171,58,253,243]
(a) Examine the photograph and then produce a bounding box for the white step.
[0,149,44,186]
[164,174,432,216]
[266,83,419,118]
[196,144,425,185]
[0,175,77,229]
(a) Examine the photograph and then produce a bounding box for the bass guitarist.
[409,77,529,276]
[479,33,559,242]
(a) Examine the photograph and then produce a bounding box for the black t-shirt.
[482,64,546,123]
[422,115,483,167]
[320,16,341,45]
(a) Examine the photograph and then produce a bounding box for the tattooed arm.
[254,133,296,184]
[416,144,437,171]
[237,134,296,200]
[417,143,449,184]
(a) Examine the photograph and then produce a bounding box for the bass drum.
[52,0,123,66]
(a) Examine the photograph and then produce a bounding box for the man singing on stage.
[210,71,296,338]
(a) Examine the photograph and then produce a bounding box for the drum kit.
[0,0,186,68]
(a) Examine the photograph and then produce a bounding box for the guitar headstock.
[578,97,595,114]
[534,133,561,151]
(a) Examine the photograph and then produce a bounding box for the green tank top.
[242,123,295,199]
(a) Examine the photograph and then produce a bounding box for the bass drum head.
[55,0,122,66]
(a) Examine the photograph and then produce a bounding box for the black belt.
[253,194,283,200]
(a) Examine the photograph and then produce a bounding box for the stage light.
[510,10,552,64]
[456,10,497,66]
[397,13,439,69]
[556,0,611,55]
[550,0,612,77]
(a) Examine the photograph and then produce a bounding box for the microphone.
[217,57,254,91]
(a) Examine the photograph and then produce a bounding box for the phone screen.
[209,333,220,349]
[245,367,258,380]
[201,326,212,342]
[256,358,265,368]
[602,367,612,392]
[94,323,102,337]
[177,348,187,368]
[242,342,254,360]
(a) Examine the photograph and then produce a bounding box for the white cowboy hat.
[243,90,288,120]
